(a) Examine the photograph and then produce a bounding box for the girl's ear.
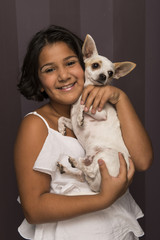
[113,62,136,79]
[82,34,98,60]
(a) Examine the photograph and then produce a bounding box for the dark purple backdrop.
[0,0,159,239]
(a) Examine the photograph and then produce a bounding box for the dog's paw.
[77,105,85,127]
[77,114,84,127]
[57,162,66,174]
[68,156,76,168]
[59,126,66,135]
[58,118,66,135]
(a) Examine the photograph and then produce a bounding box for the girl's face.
[38,42,84,106]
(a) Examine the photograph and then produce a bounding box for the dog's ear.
[82,34,98,60]
[113,62,136,79]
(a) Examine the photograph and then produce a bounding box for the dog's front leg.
[58,117,72,135]
[77,104,85,126]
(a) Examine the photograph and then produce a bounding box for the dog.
[57,34,136,192]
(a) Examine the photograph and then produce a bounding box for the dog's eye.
[92,63,100,69]
[108,71,113,78]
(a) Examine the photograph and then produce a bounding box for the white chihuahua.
[58,34,136,192]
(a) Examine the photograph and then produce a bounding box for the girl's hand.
[81,85,123,114]
[98,153,135,207]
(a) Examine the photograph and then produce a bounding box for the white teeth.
[60,83,74,89]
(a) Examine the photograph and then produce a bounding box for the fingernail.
[84,107,88,112]
[98,107,102,112]
[98,159,104,165]
[81,100,84,105]
[91,109,95,114]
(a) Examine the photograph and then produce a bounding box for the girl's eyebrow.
[40,63,53,71]
[40,55,78,71]
[64,55,78,60]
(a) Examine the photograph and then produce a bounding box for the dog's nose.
[99,74,106,81]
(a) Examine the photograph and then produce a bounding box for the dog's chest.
[71,101,120,142]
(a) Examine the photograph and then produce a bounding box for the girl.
[14,25,153,240]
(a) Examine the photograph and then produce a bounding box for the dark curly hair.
[18,25,85,101]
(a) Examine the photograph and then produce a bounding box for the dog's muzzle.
[99,74,106,81]
[97,74,107,84]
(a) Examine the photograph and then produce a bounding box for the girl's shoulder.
[22,103,54,132]
[22,111,49,134]
[24,111,50,131]
[15,106,51,154]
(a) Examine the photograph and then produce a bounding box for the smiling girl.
[14,25,153,240]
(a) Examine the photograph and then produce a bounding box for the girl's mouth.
[58,82,76,91]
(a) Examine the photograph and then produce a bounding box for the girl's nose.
[58,67,70,82]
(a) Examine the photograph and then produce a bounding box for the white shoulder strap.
[26,111,50,130]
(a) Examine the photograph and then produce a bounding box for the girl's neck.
[49,101,71,118]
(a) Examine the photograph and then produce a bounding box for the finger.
[84,88,100,112]
[98,159,110,177]
[97,90,111,111]
[91,88,105,113]
[94,86,112,111]
[127,158,135,184]
[81,85,95,105]
[118,152,127,177]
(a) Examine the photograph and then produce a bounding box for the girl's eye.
[44,68,55,73]
[67,61,76,66]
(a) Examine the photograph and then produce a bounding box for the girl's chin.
[61,92,82,104]
[64,97,79,105]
